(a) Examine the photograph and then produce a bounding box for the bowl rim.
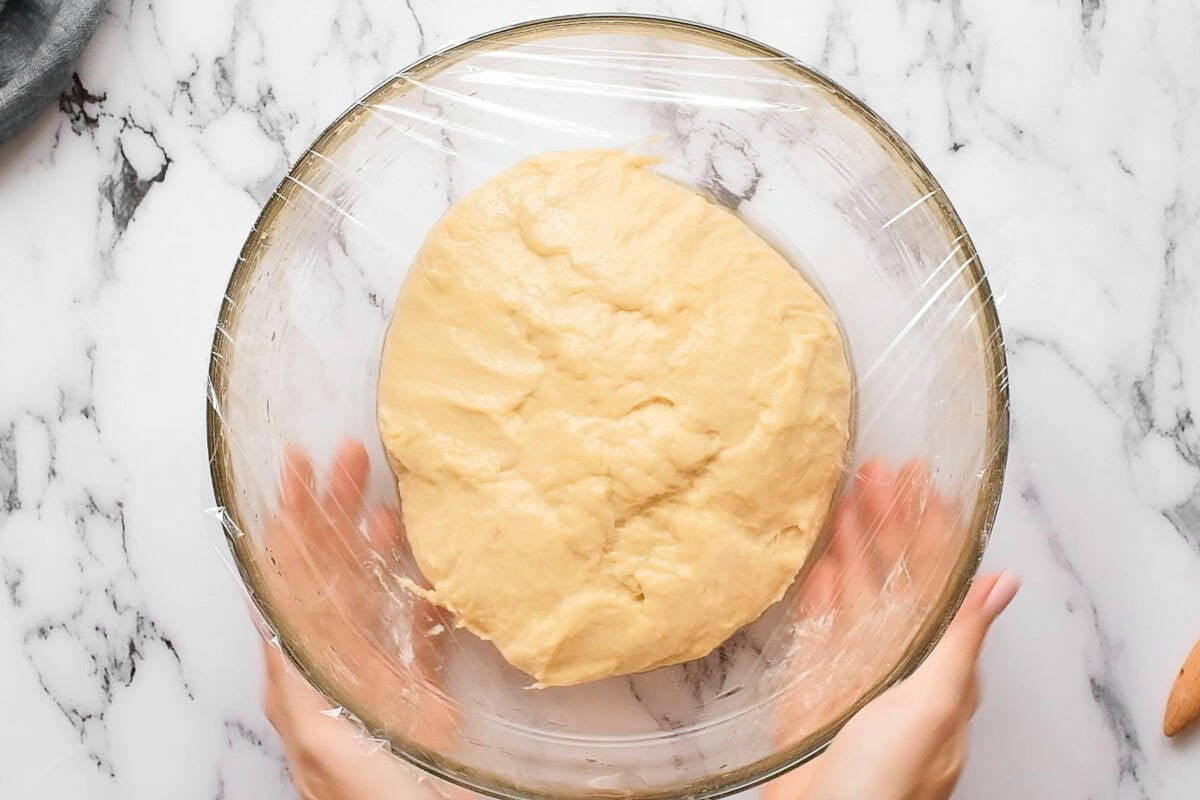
[207,12,1010,800]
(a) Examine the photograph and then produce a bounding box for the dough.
[379,150,851,686]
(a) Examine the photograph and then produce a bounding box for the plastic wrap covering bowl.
[207,14,1008,800]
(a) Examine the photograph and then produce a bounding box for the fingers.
[855,458,895,530]
[909,483,956,577]
[263,639,287,729]
[266,447,320,589]
[280,440,373,531]
[892,460,954,583]
[325,439,371,523]
[280,445,317,519]
[264,638,326,736]
[800,458,905,618]
[864,458,928,570]
[913,571,1021,695]
[828,496,876,602]
[895,460,931,529]
[366,505,404,554]
[799,560,838,616]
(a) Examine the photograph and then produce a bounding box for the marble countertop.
[1,1,1198,798]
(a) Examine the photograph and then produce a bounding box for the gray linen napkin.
[0,0,107,143]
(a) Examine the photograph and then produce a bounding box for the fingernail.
[982,572,1021,618]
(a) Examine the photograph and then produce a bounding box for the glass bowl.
[207,14,1008,800]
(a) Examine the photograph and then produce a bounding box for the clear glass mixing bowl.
[207,14,1008,800]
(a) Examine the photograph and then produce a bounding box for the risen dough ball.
[379,150,851,686]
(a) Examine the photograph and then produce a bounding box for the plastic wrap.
[206,14,1008,800]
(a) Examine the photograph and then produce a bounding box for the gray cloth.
[0,0,107,143]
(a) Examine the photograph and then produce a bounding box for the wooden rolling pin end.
[1165,637,1200,737]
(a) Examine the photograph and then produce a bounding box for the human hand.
[257,440,465,800]
[264,643,466,800]
[767,459,1019,800]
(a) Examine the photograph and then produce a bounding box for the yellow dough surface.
[379,150,851,686]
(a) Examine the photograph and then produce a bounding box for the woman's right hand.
[770,572,1018,800]
[766,460,1020,800]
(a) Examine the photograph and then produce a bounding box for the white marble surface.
[0,1,1198,798]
